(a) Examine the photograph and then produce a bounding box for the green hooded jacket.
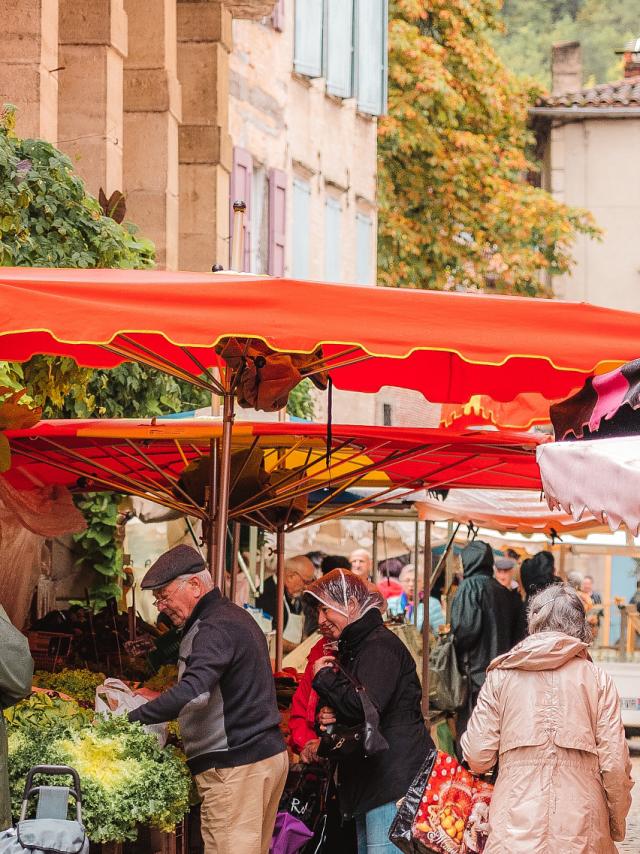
[0,606,33,829]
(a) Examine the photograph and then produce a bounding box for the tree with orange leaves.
[378,0,599,294]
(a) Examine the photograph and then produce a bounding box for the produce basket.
[26,631,74,671]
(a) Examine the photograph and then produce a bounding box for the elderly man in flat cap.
[128,545,287,854]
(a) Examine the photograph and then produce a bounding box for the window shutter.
[230,147,253,271]
[325,0,354,98]
[292,178,311,278]
[294,0,323,77]
[272,0,285,32]
[355,0,388,116]
[268,168,287,276]
[324,196,342,282]
[355,212,373,284]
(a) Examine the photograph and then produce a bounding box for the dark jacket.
[0,606,33,829]
[312,608,433,819]
[129,589,284,774]
[255,575,300,629]
[520,550,559,604]
[450,542,523,695]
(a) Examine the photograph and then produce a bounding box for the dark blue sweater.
[129,589,284,773]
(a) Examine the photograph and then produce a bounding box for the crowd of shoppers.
[2,537,633,854]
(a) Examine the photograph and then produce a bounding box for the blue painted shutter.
[229,147,253,271]
[325,0,354,98]
[294,0,324,77]
[292,178,311,278]
[355,0,388,115]
[268,168,287,276]
[355,212,372,284]
[324,196,342,282]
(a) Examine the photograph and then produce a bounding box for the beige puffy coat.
[461,631,633,853]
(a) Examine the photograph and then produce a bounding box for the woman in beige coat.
[461,584,633,853]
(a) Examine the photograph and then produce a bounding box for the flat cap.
[140,544,206,590]
[495,556,516,571]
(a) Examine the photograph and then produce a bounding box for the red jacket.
[289,637,330,753]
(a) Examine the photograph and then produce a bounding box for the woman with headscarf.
[305,569,433,854]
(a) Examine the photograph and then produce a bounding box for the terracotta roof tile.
[537,75,640,109]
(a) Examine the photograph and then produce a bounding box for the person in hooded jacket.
[461,584,633,854]
[450,541,524,745]
[305,569,433,854]
[520,550,560,605]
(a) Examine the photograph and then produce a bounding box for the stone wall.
[0,0,276,271]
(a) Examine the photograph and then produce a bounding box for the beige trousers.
[195,750,289,854]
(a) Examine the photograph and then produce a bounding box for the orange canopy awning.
[5,420,545,530]
[1,268,638,404]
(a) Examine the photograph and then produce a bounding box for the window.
[324,195,342,282]
[294,0,323,77]
[355,212,373,284]
[250,167,268,275]
[292,177,311,278]
[268,168,287,276]
[355,0,387,115]
[229,147,253,271]
[325,0,354,98]
[383,403,392,426]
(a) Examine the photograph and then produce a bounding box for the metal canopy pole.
[207,438,218,581]
[422,521,432,719]
[372,521,379,582]
[275,527,285,671]
[230,521,240,603]
[213,391,235,591]
[414,520,420,626]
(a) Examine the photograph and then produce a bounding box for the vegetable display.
[32,669,106,705]
[5,697,191,842]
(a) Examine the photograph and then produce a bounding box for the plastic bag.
[277,764,326,831]
[389,751,493,854]
[95,678,168,747]
[269,812,314,854]
[429,633,468,712]
[388,749,438,854]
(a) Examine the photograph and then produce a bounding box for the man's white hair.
[175,568,214,590]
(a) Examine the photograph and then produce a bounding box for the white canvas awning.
[537,436,640,534]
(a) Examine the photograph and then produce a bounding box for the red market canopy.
[1,268,640,404]
[4,420,544,531]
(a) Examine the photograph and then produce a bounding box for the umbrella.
[415,487,600,535]
[5,420,545,530]
[1,268,640,404]
[538,359,640,533]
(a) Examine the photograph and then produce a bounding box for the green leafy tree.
[378,0,600,294]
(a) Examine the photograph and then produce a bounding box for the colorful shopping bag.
[389,751,493,854]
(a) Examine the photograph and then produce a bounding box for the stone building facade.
[1,0,393,424]
[1,0,277,270]
[531,40,640,311]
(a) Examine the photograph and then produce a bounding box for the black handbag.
[316,662,389,760]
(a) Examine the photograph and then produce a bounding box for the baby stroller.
[0,765,89,853]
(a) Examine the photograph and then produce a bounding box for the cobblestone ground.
[618,748,640,852]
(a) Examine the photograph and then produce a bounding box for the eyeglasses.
[152,579,188,606]
[292,570,316,585]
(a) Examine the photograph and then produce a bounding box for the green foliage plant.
[5,707,191,842]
